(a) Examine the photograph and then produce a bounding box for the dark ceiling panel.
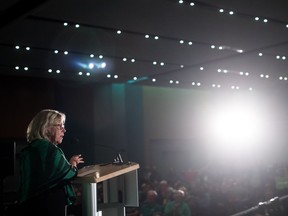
[1,0,288,91]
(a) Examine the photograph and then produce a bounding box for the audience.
[163,189,191,216]
[53,162,288,216]
[139,190,163,216]
[136,162,288,216]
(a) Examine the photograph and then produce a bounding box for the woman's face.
[47,119,66,144]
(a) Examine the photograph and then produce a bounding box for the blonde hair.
[27,109,66,143]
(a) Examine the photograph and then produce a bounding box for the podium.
[75,162,140,216]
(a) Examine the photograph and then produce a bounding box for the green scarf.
[19,139,78,205]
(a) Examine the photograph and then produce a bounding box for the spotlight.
[88,63,94,69]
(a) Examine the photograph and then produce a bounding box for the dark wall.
[92,84,144,166]
[52,79,96,165]
[0,75,57,139]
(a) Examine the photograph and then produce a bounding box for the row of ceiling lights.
[11,44,288,87]
[62,22,245,54]
[59,23,288,60]
[13,63,288,92]
[14,44,287,70]
[178,0,288,28]
[13,65,250,90]
[17,42,288,61]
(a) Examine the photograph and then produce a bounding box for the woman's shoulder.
[20,139,52,157]
[20,139,46,151]
[31,139,52,146]
[26,139,57,152]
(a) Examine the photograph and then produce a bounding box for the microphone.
[112,153,124,165]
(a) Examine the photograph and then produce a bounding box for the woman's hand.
[70,154,84,167]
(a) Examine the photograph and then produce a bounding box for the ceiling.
[1,0,288,91]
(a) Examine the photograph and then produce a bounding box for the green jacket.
[140,201,163,216]
[163,200,191,216]
[19,139,78,205]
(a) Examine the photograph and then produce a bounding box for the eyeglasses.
[53,123,65,130]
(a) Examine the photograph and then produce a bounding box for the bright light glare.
[76,61,107,70]
[100,62,106,68]
[88,63,94,69]
[210,103,262,146]
[205,95,269,158]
